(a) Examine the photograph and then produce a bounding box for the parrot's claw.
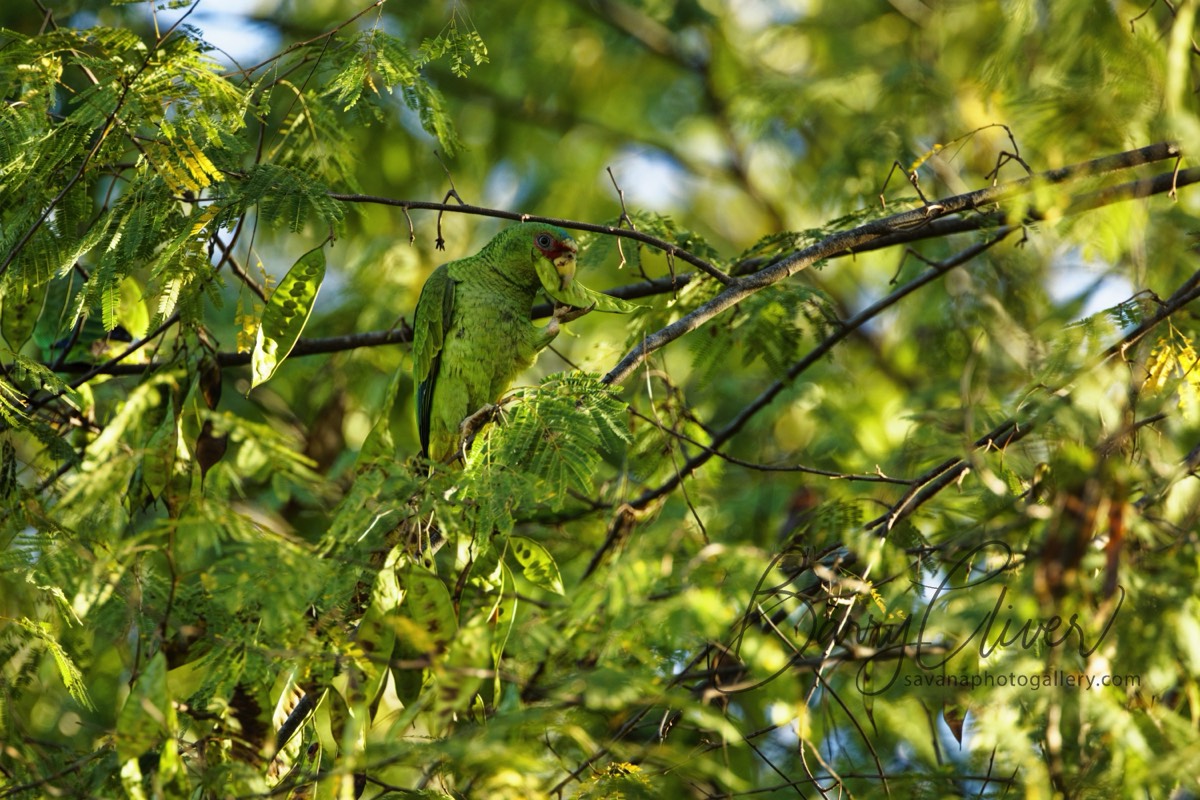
[458,402,501,459]
[552,302,596,325]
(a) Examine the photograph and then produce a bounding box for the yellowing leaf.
[234,296,261,353]
[181,136,223,186]
[189,205,220,238]
[1143,339,1176,393]
[143,138,221,193]
[1141,334,1200,419]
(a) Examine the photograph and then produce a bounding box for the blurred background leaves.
[2,0,1200,797]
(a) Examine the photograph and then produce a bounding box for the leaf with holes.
[508,536,564,595]
[251,246,326,390]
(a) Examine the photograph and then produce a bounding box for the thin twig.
[433,150,465,250]
[606,166,638,273]
[327,193,735,284]
[225,0,389,79]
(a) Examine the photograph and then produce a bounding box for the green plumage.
[412,222,629,463]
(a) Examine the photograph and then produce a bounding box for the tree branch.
[864,265,1200,534]
[326,193,734,284]
[614,230,1015,514]
[584,167,1197,567]
[601,143,1190,387]
[38,327,413,376]
[21,146,1192,433]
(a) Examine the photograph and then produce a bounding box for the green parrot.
[412,222,632,464]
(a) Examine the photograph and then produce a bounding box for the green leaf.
[508,535,564,595]
[142,403,179,499]
[489,563,519,698]
[115,276,149,339]
[1,281,46,351]
[400,563,458,654]
[16,618,94,712]
[430,616,492,728]
[250,245,326,390]
[534,256,637,313]
[116,651,173,762]
[357,360,406,464]
[235,164,346,232]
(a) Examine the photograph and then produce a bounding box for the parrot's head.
[530,227,577,291]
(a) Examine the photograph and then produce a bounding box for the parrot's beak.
[554,246,577,291]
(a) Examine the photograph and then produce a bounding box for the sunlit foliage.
[2,1,1200,798]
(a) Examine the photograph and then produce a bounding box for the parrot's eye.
[535,233,554,249]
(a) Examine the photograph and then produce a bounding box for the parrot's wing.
[412,264,456,458]
[532,257,637,313]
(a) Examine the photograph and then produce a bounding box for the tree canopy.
[2,1,1200,798]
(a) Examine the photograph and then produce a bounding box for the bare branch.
[434,150,465,250]
[37,326,414,377]
[606,166,636,271]
[327,193,734,284]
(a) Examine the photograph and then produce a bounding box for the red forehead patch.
[533,231,575,260]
